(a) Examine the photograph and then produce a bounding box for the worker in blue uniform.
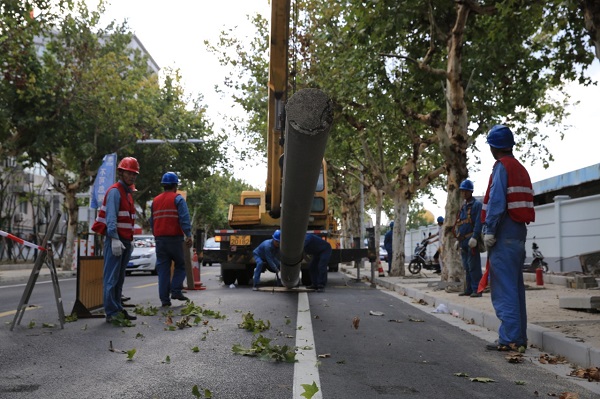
[481,124,535,351]
[252,230,282,290]
[453,179,483,297]
[304,233,332,291]
[383,222,394,274]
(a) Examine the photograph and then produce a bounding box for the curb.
[342,266,600,369]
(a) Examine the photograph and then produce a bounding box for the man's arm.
[105,188,120,240]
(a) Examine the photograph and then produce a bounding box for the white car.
[202,237,221,266]
[126,235,157,275]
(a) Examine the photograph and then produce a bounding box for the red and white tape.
[0,230,46,252]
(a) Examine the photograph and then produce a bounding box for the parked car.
[202,237,221,266]
[126,235,157,275]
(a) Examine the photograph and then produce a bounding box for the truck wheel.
[222,269,237,285]
[236,269,251,286]
[328,263,339,272]
[408,259,423,274]
[301,271,312,286]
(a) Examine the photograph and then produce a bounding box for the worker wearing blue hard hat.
[252,230,282,290]
[481,124,535,352]
[453,178,483,297]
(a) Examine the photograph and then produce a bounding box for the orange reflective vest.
[152,191,183,237]
[482,156,535,224]
[91,182,136,241]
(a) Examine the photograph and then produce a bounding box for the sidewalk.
[341,264,600,369]
[0,262,75,283]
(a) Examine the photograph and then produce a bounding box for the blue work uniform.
[252,239,280,287]
[150,193,192,305]
[304,234,332,288]
[102,183,134,318]
[455,198,483,294]
[484,162,528,347]
[383,229,393,272]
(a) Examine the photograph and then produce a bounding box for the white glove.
[468,237,477,248]
[454,241,459,250]
[111,238,125,257]
[483,234,496,248]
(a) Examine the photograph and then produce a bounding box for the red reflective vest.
[482,156,535,224]
[91,182,136,240]
[152,191,183,237]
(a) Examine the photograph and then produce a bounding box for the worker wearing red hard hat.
[92,157,140,323]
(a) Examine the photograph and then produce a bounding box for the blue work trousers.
[489,237,528,346]
[155,236,186,304]
[103,237,132,318]
[460,243,482,294]
[253,257,279,287]
[307,247,331,288]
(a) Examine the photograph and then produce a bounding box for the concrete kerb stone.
[343,266,600,368]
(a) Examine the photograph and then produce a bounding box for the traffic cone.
[191,249,206,290]
[378,261,385,277]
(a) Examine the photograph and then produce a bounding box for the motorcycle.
[523,237,549,273]
[408,234,441,274]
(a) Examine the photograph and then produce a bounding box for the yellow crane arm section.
[265,0,290,218]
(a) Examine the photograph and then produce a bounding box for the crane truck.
[212,0,373,287]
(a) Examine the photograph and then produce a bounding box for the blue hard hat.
[486,124,515,149]
[272,230,281,242]
[161,172,179,185]
[459,179,474,191]
[437,216,444,223]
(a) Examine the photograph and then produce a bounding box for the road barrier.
[71,256,105,318]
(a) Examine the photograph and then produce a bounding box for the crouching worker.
[304,233,332,292]
[252,230,282,290]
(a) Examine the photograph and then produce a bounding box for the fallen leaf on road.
[505,353,524,363]
[388,319,403,323]
[369,311,384,316]
[408,317,424,322]
[569,367,600,382]
[317,353,331,358]
[559,393,580,399]
[469,377,495,383]
[352,316,360,330]
[539,353,567,365]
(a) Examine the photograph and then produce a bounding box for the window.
[311,197,324,212]
[244,198,260,206]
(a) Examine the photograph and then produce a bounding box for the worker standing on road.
[92,157,139,323]
[304,233,332,291]
[453,179,483,297]
[383,221,394,274]
[150,172,193,307]
[252,230,282,290]
[481,125,535,352]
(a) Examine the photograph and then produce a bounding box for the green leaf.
[300,381,319,398]
[191,346,200,353]
[126,348,136,361]
[191,385,201,398]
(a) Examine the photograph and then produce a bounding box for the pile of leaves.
[238,312,271,333]
[569,366,600,382]
[232,334,296,363]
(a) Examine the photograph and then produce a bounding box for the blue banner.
[90,153,117,209]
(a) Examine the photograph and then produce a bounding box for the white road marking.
[293,292,322,399]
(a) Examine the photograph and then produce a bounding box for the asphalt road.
[0,267,598,398]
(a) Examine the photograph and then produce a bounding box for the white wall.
[405,193,600,273]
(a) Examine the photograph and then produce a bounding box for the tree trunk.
[389,196,408,277]
[62,189,79,271]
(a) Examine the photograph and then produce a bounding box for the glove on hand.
[483,234,496,248]
[468,237,477,248]
[111,238,125,257]
[454,241,459,250]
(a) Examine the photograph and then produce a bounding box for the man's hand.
[185,236,193,248]
[468,237,477,248]
[483,234,496,248]
[111,238,125,257]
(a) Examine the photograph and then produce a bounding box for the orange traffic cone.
[378,261,385,277]
[191,249,206,290]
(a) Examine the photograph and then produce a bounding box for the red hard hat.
[117,157,139,174]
